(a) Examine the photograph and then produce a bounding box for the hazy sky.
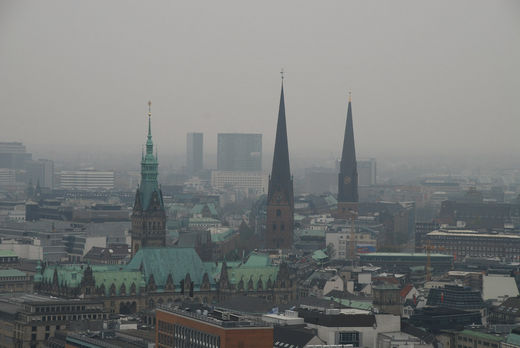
[1,0,519,163]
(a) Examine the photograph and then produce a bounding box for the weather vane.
[148,100,152,117]
[280,68,285,80]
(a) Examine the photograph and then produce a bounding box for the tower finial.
[147,101,152,138]
[348,90,352,103]
[280,68,285,81]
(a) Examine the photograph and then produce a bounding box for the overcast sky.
[1,0,519,163]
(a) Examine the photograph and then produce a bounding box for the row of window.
[157,321,220,348]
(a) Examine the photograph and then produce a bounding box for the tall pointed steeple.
[269,75,292,201]
[337,92,359,218]
[139,101,162,211]
[266,72,294,250]
[131,101,166,255]
[338,92,358,203]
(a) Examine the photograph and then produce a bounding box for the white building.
[0,169,16,187]
[299,307,401,348]
[326,228,377,260]
[211,170,266,197]
[358,158,377,186]
[59,170,115,190]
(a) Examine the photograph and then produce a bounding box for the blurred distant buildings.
[217,133,262,172]
[59,170,115,190]
[186,132,203,176]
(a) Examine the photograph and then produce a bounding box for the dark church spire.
[265,72,294,250]
[338,91,358,203]
[268,72,292,201]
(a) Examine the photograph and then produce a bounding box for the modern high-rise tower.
[265,77,294,249]
[217,133,262,172]
[186,132,203,176]
[337,93,359,218]
[130,102,166,255]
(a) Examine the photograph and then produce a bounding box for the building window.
[338,331,360,347]
[272,224,276,230]
[276,209,281,217]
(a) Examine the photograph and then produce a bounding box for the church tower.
[265,75,294,249]
[337,92,359,218]
[131,101,166,255]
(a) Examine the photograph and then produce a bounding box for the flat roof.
[157,305,271,329]
[428,230,520,239]
[360,252,452,258]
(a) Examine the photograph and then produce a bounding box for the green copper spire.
[139,101,162,210]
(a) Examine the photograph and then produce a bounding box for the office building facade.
[186,132,204,176]
[59,170,114,190]
[217,133,262,172]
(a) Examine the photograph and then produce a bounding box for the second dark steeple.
[265,75,294,249]
[337,92,359,217]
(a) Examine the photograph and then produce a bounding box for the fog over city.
[1,0,519,173]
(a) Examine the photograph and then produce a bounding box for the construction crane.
[423,241,445,281]
[349,210,358,267]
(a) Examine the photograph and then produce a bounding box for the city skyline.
[1,0,519,161]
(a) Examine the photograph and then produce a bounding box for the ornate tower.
[265,75,294,249]
[131,101,166,255]
[337,92,359,218]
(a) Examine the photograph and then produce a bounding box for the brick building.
[156,305,273,348]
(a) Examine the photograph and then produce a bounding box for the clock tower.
[265,74,294,249]
[337,92,359,218]
[131,102,166,256]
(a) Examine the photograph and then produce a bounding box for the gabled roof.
[94,271,143,296]
[126,247,215,288]
[400,284,415,298]
[243,252,271,268]
[0,269,27,277]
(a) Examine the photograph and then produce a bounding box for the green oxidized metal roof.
[297,229,326,238]
[93,270,143,296]
[228,266,279,290]
[42,264,125,288]
[189,217,220,224]
[0,269,27,277]
[294,214,306,222]
[324,195,338,207]
[126,247,215,288]
[0,250,17,257]
[312,249,329,261]
[191,203,218,216]
[137,110,163,211]
[507,333,520,346]
[211,229,237,243]
[459,330,504,343]
[242,253,272,268]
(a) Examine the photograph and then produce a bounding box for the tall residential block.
[186,132,203,176]
[217,133,262,172]
[265,78,294,249]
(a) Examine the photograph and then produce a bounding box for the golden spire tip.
[348,90,352,103]
[148,100,152,116]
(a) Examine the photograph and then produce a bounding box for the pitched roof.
[400,284,415,298]
[94,270,143,296]
[126,247,215,288]
[0,269,27,277]
[0,250,17,257]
